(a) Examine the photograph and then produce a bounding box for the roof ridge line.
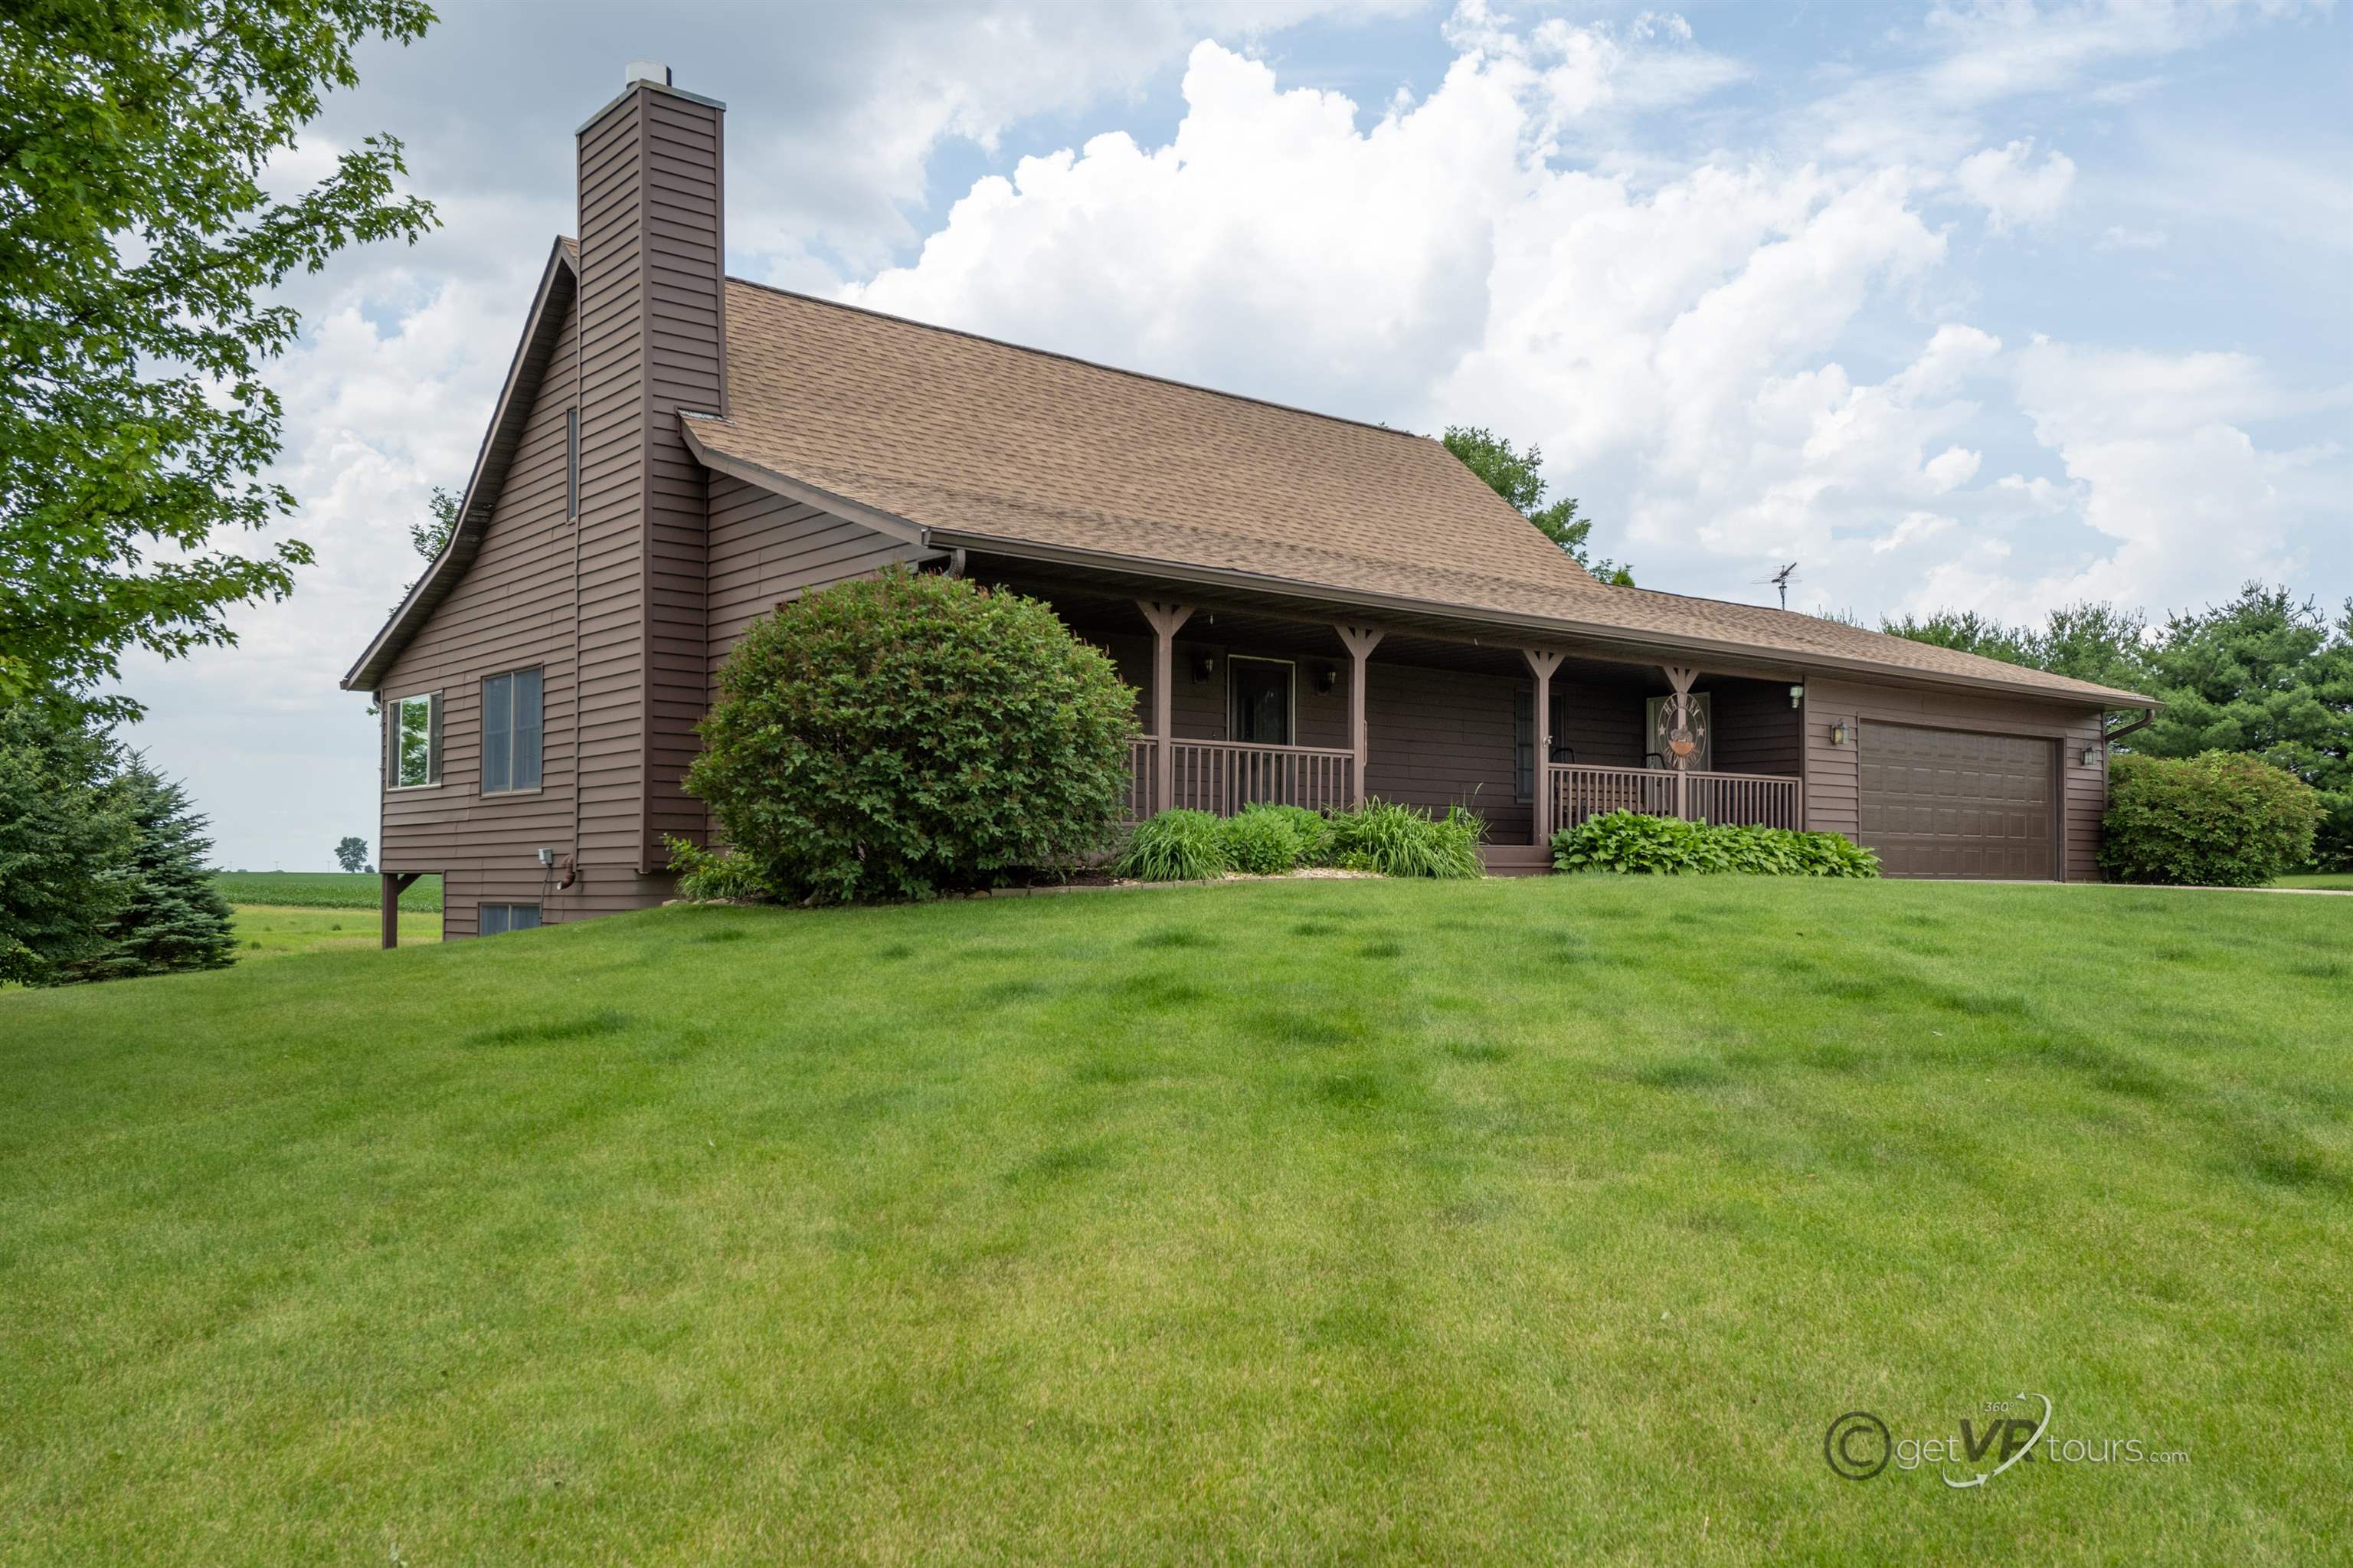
[723,273,1436,448]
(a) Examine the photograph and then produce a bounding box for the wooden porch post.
[1137,600,1194,816]
[380,872,420,949]
[1522,649,1565,846]
[1661,663,1700,820]
[1334,624,1386,807]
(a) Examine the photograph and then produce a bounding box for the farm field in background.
[210,871,443,911]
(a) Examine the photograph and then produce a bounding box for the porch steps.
[1479,844,1555,878]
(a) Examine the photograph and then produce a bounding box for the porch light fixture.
[1828,720,1853,748]
[1788,684,1805,709]
[2080,743,2103,768]
[1316,664,1338,694]
[1193,654,1215,683]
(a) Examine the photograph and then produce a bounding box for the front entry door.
[1229,658,1294,745]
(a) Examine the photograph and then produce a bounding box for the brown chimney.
[574,65,725,878]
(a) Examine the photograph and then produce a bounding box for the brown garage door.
[1857,723,2055,879]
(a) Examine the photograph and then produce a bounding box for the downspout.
[2103,709,2154,745]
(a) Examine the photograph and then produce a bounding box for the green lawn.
[210,869,443,911]
[2,879,2345,1564]
[229,904,440,959]
[2273,872,2353,892]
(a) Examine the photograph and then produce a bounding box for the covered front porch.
[964,556,1807,859]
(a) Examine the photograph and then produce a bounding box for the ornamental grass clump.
[1327,799,1486,879]
[1550,810,1879,877]
[1116,810,1229,882]
[687,569,1137,902]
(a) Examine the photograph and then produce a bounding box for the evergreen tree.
[67,759,237,981]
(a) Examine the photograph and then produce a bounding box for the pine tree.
[0,699,133,985]
[68,760,237,981]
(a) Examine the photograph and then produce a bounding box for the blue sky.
[118,0,2350,869]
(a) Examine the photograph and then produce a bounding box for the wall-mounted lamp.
[1192,654,1216,683]
[1316,664,1339,694]
[2080,743,2103,768]
[1788,684,1805,709]
[1828,720,1853,748]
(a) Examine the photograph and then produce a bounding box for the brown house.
[345,65,2157,941]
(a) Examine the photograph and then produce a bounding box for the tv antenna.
[1762,561,1799,611]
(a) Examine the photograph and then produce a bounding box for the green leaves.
[689,569,1138,902]
[1550,811,1880,878]
[1440,424,1633,584]
[2,0,439,709]
[2100,751,2323,887]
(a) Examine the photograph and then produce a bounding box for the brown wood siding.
[575,91,652,883]
[1554,679,1646,768]
[1710,679,1804,777]
[1365,663,1531,842]
[704,474,927,688]
[377,291,588,927]
[640,91,725,859]
[1804,677,2106,879]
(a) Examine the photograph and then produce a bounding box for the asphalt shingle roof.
[691,280,2153,708]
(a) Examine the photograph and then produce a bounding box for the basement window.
[388,692,441,789]
[479,904,542,936]
[480,668,544,794]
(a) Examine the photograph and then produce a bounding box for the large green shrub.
[687,570,1137,902]
[1329,799,1485,879]
[1551,811,1880,877]
[1116,810,1229,882]
[2099,751,2322,886]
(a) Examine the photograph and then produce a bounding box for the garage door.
[1857,723,2055,879]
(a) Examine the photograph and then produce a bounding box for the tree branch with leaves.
[1440,425,1633,585]
[1,0,440,713]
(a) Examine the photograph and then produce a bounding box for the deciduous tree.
[1,0,438,712]
[1441,425,1633,585]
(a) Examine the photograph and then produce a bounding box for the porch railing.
[1127,738,1157,820]
[1126,737,1355,818]
[1550,763,1801,831]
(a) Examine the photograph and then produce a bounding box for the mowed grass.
[2273,872,2353,892]
[230,905,440,959]
[209,869,443,911]
[2,879,2346,1565]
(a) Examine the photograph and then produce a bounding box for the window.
[565,407,581,517]
[480,668,544,794]
[1227,657,1294,745]
[388,692,440,788]
[479,903,542,936]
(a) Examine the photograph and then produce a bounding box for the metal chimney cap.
[625,61,671,87]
